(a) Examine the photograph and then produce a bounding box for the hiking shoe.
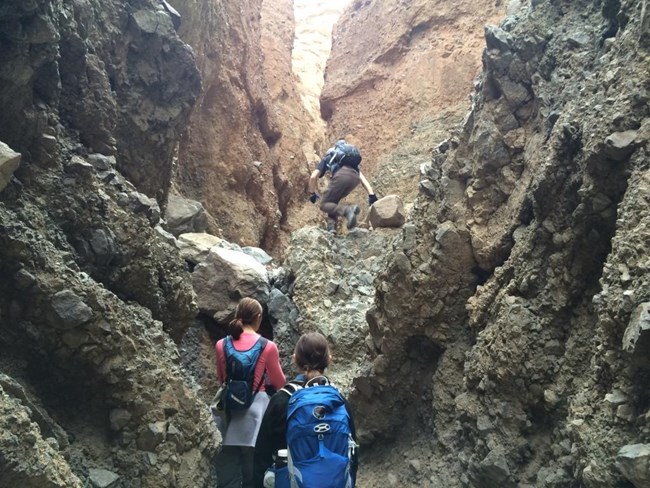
[326,219,337,234]
[344,205,360,229]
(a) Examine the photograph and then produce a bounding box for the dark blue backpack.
[273,378,357,488]
[223,336,267,411]
[328,142,361,175]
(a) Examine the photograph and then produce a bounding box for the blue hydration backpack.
[274,377,357,488]
[223,336,268,411]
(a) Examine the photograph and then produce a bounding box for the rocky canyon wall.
[320,0,505,186]
[350,0,650,486]
[173,0,317,253]
[0,1,218,486]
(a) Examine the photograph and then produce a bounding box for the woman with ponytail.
[252,332,359,488]
[215,297,286,488]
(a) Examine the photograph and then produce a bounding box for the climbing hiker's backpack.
[329,142,362,175]
[222,336,268,411]
[274,377,358,488]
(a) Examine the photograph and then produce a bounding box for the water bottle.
[263,449,289,487]
[275,449,288,469]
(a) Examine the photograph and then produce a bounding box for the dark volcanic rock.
[347,0,650,486]
[0,0,216,486]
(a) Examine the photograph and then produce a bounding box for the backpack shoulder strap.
[223,336,235,378]
[279,382,303,397]
[258,336,268,351]
[223,335,233,353]
[251,336,270,394]
[304,375,331,387]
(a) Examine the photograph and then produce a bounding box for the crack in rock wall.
[173,0,320,254]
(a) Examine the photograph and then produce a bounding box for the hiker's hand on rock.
[368,194,378,206]
[309,192,320,204]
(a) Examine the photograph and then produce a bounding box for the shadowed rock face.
[0,0,217,486]
[349,0,650,485]
[0,0,200,206]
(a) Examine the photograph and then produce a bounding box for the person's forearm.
[266,349,287,389]
[359,172,374,194]
[309,170,320,193]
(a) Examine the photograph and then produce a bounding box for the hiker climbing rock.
[308,139,378,234]
[214,298,286,488]
[253,332,359,488]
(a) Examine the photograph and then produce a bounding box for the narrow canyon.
[0,0,649,487]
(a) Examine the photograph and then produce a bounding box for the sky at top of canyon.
[292,0,350,120]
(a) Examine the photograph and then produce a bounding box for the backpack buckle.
[313,423,331,434]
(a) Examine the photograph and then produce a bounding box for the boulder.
[497,79,532,109]
[241,246,273,265]
[582,460,614,488]
[109,409,131,431]
[0,141,21,192]
[165,194,208,237]
[623,302,650,365]
[131,9,175,37]
[137,421,167,452]
[192,247,270,322]
[177,233,240,265]
[118,191,161,226]
[485,24,513,52]
[368,195,406,228]
[469,447,514,487]
[51,290,93,329]
[88,468,120,488]
[87,153,116,171]
[605,130,638,161]
[616,444,650,487]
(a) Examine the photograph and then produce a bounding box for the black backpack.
[329,143,361,174]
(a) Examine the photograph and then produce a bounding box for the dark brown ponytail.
[227,297,263,340]
[294,332,331,379]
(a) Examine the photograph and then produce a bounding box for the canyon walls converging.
[292,0,350,142]
[173,0,319,254]
[2,0,650,487]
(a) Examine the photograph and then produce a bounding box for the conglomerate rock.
[0,0,217,486]
[348,0,650,486]
[285,226,400,392]
[0,384,83,488]
[0,141,21,192]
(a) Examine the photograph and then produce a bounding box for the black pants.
[216,446,254,488]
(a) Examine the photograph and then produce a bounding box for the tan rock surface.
[174,0,320,253]
[293,0,349,142]
[321,0,505,177]
[0,141,20,193]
